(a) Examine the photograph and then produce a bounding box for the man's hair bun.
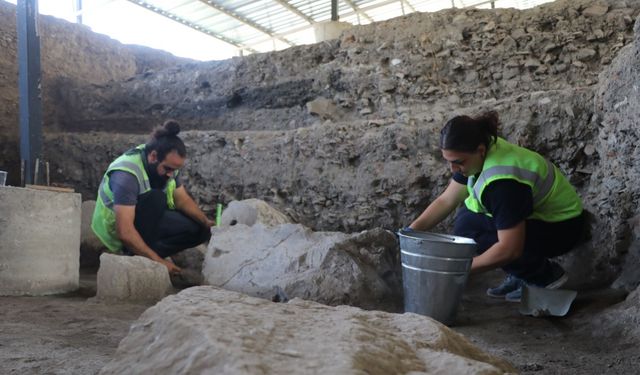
[147,119,186,160]
[152,120,181,139]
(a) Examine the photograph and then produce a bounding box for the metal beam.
[331,0,338,21]
[272,0,315,24]
[200,0,296,47]
[75,0,82,24]
[344,0,374,23]
[401,0,416,13]
[17,0,43,186]
[248,0,407,48]
[125,0,258,53]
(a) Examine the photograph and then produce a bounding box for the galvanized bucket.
[397,229,476,325]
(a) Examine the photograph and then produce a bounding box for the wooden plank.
[25,184,75,193]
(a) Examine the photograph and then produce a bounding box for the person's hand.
[160,259,182,275]
[205,218,216,228]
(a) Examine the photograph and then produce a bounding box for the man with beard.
[91,120,213,274]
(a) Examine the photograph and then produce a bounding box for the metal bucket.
[398,229,476,325]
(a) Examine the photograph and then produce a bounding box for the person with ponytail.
[92,120,213,275]
[409,111,586,302]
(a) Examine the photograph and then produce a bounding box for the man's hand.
[160,258,182,275]
[174,186,216,228]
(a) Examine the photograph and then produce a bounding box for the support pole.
[331,0,339,21]
[75,0,83,24]
[17,0,43,186]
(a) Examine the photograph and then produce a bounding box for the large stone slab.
[100,287,516,374]
[96,253,172,302]
[203,223,402,311]
[0,186,81,296]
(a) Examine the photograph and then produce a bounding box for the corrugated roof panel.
[291,0,333,20]
[125,0,554,56]
[251,10,301,27]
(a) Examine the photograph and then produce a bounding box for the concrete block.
[0,186,81,296]
[96,253,172,302]
[313,20,352,42]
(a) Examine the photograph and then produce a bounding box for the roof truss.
[126,0,258,53]
[124,0,506,55]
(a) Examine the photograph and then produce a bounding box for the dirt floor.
[0,269,635,374]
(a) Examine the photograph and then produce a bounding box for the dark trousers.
[453,207,586,284]
[128,189,211,258]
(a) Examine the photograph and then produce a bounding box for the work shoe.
[505,262,569,303]
[486,274,524,298]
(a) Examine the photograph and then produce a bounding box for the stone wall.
[589,15,640,290]
[50,0,639,134]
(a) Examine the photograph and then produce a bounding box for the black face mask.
[146,161,170,189]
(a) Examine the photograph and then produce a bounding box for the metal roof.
[124,0,545,55]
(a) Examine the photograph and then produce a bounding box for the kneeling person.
[409,112,587,302]
[92,120,213,274]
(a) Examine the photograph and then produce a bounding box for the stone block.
[306,97,337,120]
[0,186,81,296]
[96,253,172,302]
[219,198,291,227]
[100,287,516,374]
[203,223,402,311]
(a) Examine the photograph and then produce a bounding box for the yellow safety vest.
[91,144,177,252]
[465,137,582,222]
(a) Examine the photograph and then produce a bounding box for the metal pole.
[75,0,83,24]
[331,0,338,21]
[17,0,43,186]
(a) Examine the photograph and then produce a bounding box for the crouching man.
[92,120,213,274]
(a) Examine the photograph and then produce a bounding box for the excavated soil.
[0,269,635,375]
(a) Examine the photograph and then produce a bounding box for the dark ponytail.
[440,111,499,152]
[146,120,187,161]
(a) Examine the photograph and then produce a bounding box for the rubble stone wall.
[50,0,639,134]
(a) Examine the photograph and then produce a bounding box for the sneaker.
[486,274,524,298]
[505,286,523,302]
[505,262,569,303]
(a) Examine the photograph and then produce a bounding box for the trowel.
[519,285,577,317]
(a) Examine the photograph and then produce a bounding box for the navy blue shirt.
[109,170,182,206]
[453,172,533,229]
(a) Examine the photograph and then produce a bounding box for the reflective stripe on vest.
[109,160,151,193]
[470,158,555,208]
[98,180,113,210]
[464,137,582,222]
